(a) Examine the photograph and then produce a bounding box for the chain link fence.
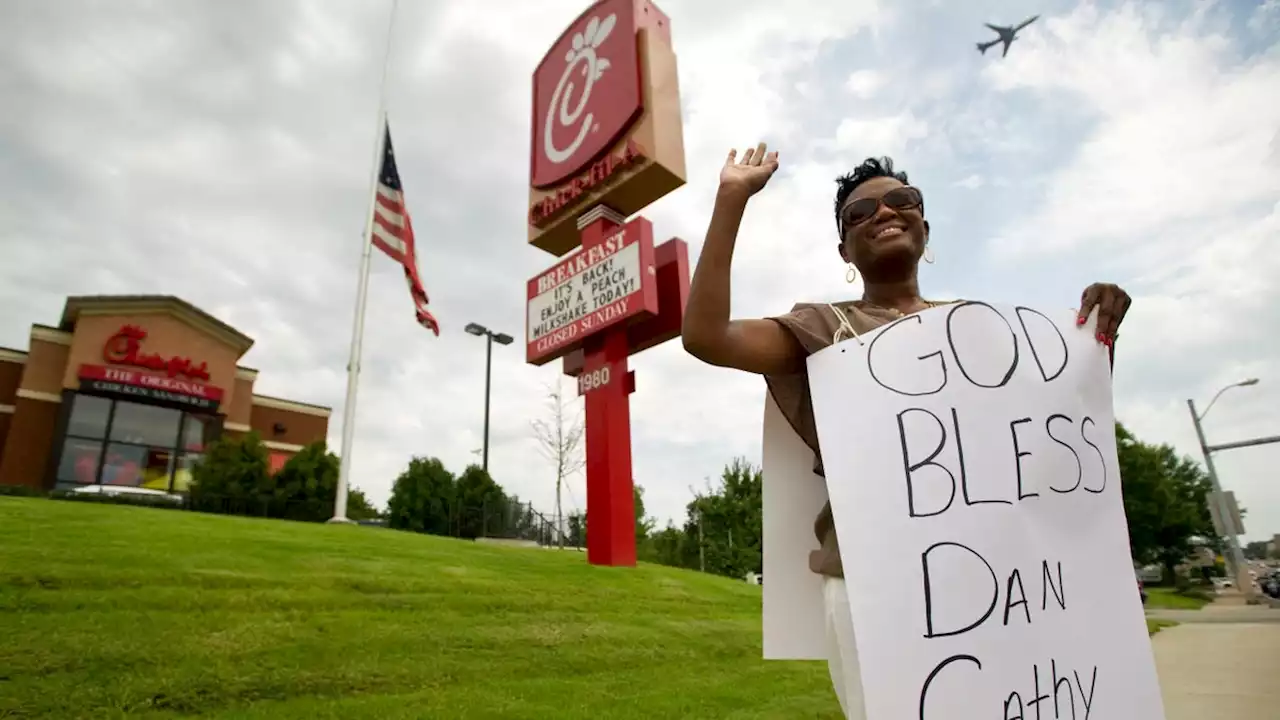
[441,499,582,550]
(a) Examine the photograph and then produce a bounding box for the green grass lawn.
[1144,587,1212,610]
[0,497,839,719]
[1146,619,1177,636]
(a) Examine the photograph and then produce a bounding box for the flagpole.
[331,0,400,523]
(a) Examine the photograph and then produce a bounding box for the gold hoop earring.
[845,263,858,284]
[923,246,935,264]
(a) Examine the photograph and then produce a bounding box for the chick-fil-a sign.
[103,324,211,381]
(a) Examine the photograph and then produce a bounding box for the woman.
[680,142,1131,716]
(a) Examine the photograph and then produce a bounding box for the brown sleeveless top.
[765,299,954,578]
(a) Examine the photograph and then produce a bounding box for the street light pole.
[465,322,513,476]
[482,332,492,473]
[1187,378,1269,604]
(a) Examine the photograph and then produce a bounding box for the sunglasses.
[839,186,925,237]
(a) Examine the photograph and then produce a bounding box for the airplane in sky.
[977,15,1039,58]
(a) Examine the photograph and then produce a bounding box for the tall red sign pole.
[578,208,635,565]
[525,0,687,567]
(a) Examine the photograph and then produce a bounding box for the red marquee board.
[526,215,659,365]
[560,235,689,377]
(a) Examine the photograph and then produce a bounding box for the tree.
[1117,424,1216,582]
[646,522,691,567]
[634,484,656,542]
[454,464,507,539]
[683,458,763,578]
[346,486,381,521]
[1244,540,1271,561]
[387,457,456,535]
[531,378,584,547]
[188,437,361,524]
[270,441,339,522]
[188,432,272,515]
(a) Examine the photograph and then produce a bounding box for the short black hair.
[834,156,909,238]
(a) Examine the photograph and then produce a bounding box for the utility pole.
[1187,378,1280,605]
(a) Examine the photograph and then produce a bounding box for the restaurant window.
[173,414,218,492]
[66,394,111,439]
[54,394,218,493]
[109,403,181,447]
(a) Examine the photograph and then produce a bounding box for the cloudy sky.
[2,0,1278,541]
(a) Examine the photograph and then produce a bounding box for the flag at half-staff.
[370,120,439,335]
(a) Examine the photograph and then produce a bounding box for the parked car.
[68,484,183,505]
[1260,573,1280,599]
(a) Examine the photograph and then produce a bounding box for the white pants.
[824,576,866,719]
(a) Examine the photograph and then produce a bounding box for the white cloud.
[827,111,931,161]
[985,4,1280,256]
[845,69,884,98]
[972,3,1280,540]
[1250,0,1280,33]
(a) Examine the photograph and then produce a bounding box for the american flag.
[370,120,439,335]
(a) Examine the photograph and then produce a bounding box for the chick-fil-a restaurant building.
[0,295,331,494]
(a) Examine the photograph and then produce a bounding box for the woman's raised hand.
[719,142,780,198]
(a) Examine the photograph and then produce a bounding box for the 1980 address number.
[578,366,611,395]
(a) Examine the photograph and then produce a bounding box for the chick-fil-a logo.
[102,324,211,381]
[529,0,641,189]
[543,13,617,165]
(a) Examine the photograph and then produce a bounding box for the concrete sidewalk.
[1153,622,1280,718]
[1147,605,1280,624]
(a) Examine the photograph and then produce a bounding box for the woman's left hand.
[1077,283,1131,347]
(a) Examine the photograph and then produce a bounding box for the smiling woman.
[680,142,1133,718]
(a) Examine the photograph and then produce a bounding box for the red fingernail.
[1096,332,1106,344]
[1077,317,1086,326]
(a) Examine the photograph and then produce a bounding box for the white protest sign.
[761,391,829,660]
[808,303,1164,720]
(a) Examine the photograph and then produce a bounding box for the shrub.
[1178,587,1215,602]
[271,441,340,522]
[387,457,456,534]
[187,432,273,516]
[1173,572,1195,594]
[454,464,505,540]
[0,484,43,498]
[346,487,382,521]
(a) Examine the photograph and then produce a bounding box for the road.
[1151,605,1280,718]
